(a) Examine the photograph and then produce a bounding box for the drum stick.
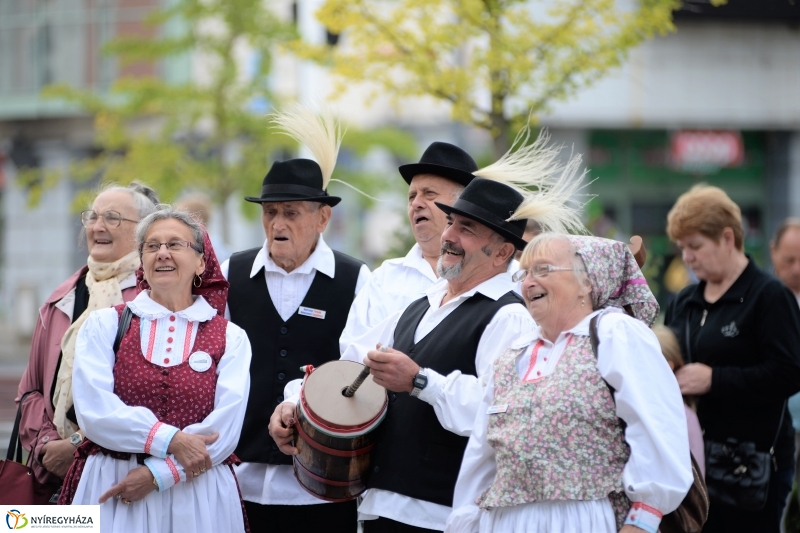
[343,366,371,397]
[343,344,389,397]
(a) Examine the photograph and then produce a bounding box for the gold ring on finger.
[123,499,131,506]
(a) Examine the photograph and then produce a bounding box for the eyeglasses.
[81,210,139,228]
[512,264,583,282]
[140,240,204,254]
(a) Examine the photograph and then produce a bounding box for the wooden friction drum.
[294,360,388,502]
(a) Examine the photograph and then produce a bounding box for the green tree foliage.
[41,0,416,241]
[293,0,681,158]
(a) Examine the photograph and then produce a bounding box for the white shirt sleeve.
[340,268,383,355]
[445,370,499,533]
[596,312,693,520]
[284,310,401,405]
[74,309,178,456]
[417,304,535,436]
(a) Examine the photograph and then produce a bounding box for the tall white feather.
[475,126,589,234]
[270,106,343,190]
[474,128,562,190]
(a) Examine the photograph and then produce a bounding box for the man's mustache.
[440,242,464,256]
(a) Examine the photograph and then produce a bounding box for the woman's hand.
[675,363,713,395]
[167,431,218,479]
[98,466,157,504]
[41,439,77,479]
[268,403,298,455]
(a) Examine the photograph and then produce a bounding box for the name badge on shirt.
[487,404,509,415]
[298,306,326,320]
[189,351,212,373]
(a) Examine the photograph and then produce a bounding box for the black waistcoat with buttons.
[227,246,363,464]
[368,290,524,507]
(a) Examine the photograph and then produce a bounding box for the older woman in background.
[665,185,800,533]
[16,182,158,491]
[447,234,691,533]
[59,206,251,533]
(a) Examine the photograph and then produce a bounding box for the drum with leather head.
[294,360,387,501]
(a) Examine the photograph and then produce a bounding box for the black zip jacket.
[664,257,800,470]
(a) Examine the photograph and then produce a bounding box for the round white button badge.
[188,351,213,372]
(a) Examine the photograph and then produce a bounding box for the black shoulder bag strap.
[589,314,617,400]
[113,306,134,356]
[8,390,38,463]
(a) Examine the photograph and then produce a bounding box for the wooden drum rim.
[298,394,387,437]
[294,418,376,457]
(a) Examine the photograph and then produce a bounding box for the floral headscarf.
[568,235,659,326]
[137,229,229,316]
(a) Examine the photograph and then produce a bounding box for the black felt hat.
[399,142,478,187]
[245,159,341,206]
[435,177,528,250]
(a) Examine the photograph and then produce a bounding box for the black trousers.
[362,516,441,533]
[244,500,357,533]
[703,465,793,533]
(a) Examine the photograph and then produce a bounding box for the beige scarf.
[52,250,141,439]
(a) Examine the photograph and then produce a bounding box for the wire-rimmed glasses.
[81,210,139,228]
[512,264,583,282]
[139,240,204,254]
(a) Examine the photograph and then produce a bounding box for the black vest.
[228,247,363,464]
[368,290,524,507]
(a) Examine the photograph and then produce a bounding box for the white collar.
[425,270,516,308]
[127,291,217,322]
[249,234,335,279]
[401,243,438,281]
[508,307,621,349]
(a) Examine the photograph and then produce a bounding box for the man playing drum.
[221,108,370,533]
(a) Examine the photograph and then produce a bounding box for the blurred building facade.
[0,0,799,352]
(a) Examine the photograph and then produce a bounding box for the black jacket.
[665,257,800,469]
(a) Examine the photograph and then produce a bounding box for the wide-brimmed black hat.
[399,142,478,187]
[435,177,527,250]
[245,159,341,206]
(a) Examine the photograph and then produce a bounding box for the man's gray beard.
[437,255,464,280]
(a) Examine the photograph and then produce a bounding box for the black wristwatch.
[410,368,428,398]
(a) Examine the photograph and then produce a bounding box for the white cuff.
[144,455,184,491]
[444,504,482,533]
[624,502,663,533]
[417,368,446,404]
[145,422,178,458]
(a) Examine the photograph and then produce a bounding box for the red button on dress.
[169,326,175,332]
[537,371,541,376]
[166,347,172,352]
[169,316,176,322]
[167,337,173,343]
[164,358,170,364]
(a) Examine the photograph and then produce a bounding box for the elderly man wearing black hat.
[339,141,479,353]
[220,108,370,533]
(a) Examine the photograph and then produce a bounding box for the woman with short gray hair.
[16,182,158,495]
[59,205,252,533]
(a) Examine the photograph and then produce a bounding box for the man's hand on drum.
[167,431,218,479]
[269,402,299,455]
[365,344,420,393]
[98,466,157,504]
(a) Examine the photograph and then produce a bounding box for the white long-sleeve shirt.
[285,271,535,529]
[71,292,252,533]
[446,308,693,533]
[220,235,370,505]
[339,243,438,354]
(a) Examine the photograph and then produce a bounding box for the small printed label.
[487,404,509,415]
[298,306,326,320]
[188,351,213,372]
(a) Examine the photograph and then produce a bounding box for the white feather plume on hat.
[474,127,588,235]
[270,105,343,190]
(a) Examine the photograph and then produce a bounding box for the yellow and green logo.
[5,510,27,529]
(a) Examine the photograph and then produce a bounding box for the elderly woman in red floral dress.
[60,206,251,533]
